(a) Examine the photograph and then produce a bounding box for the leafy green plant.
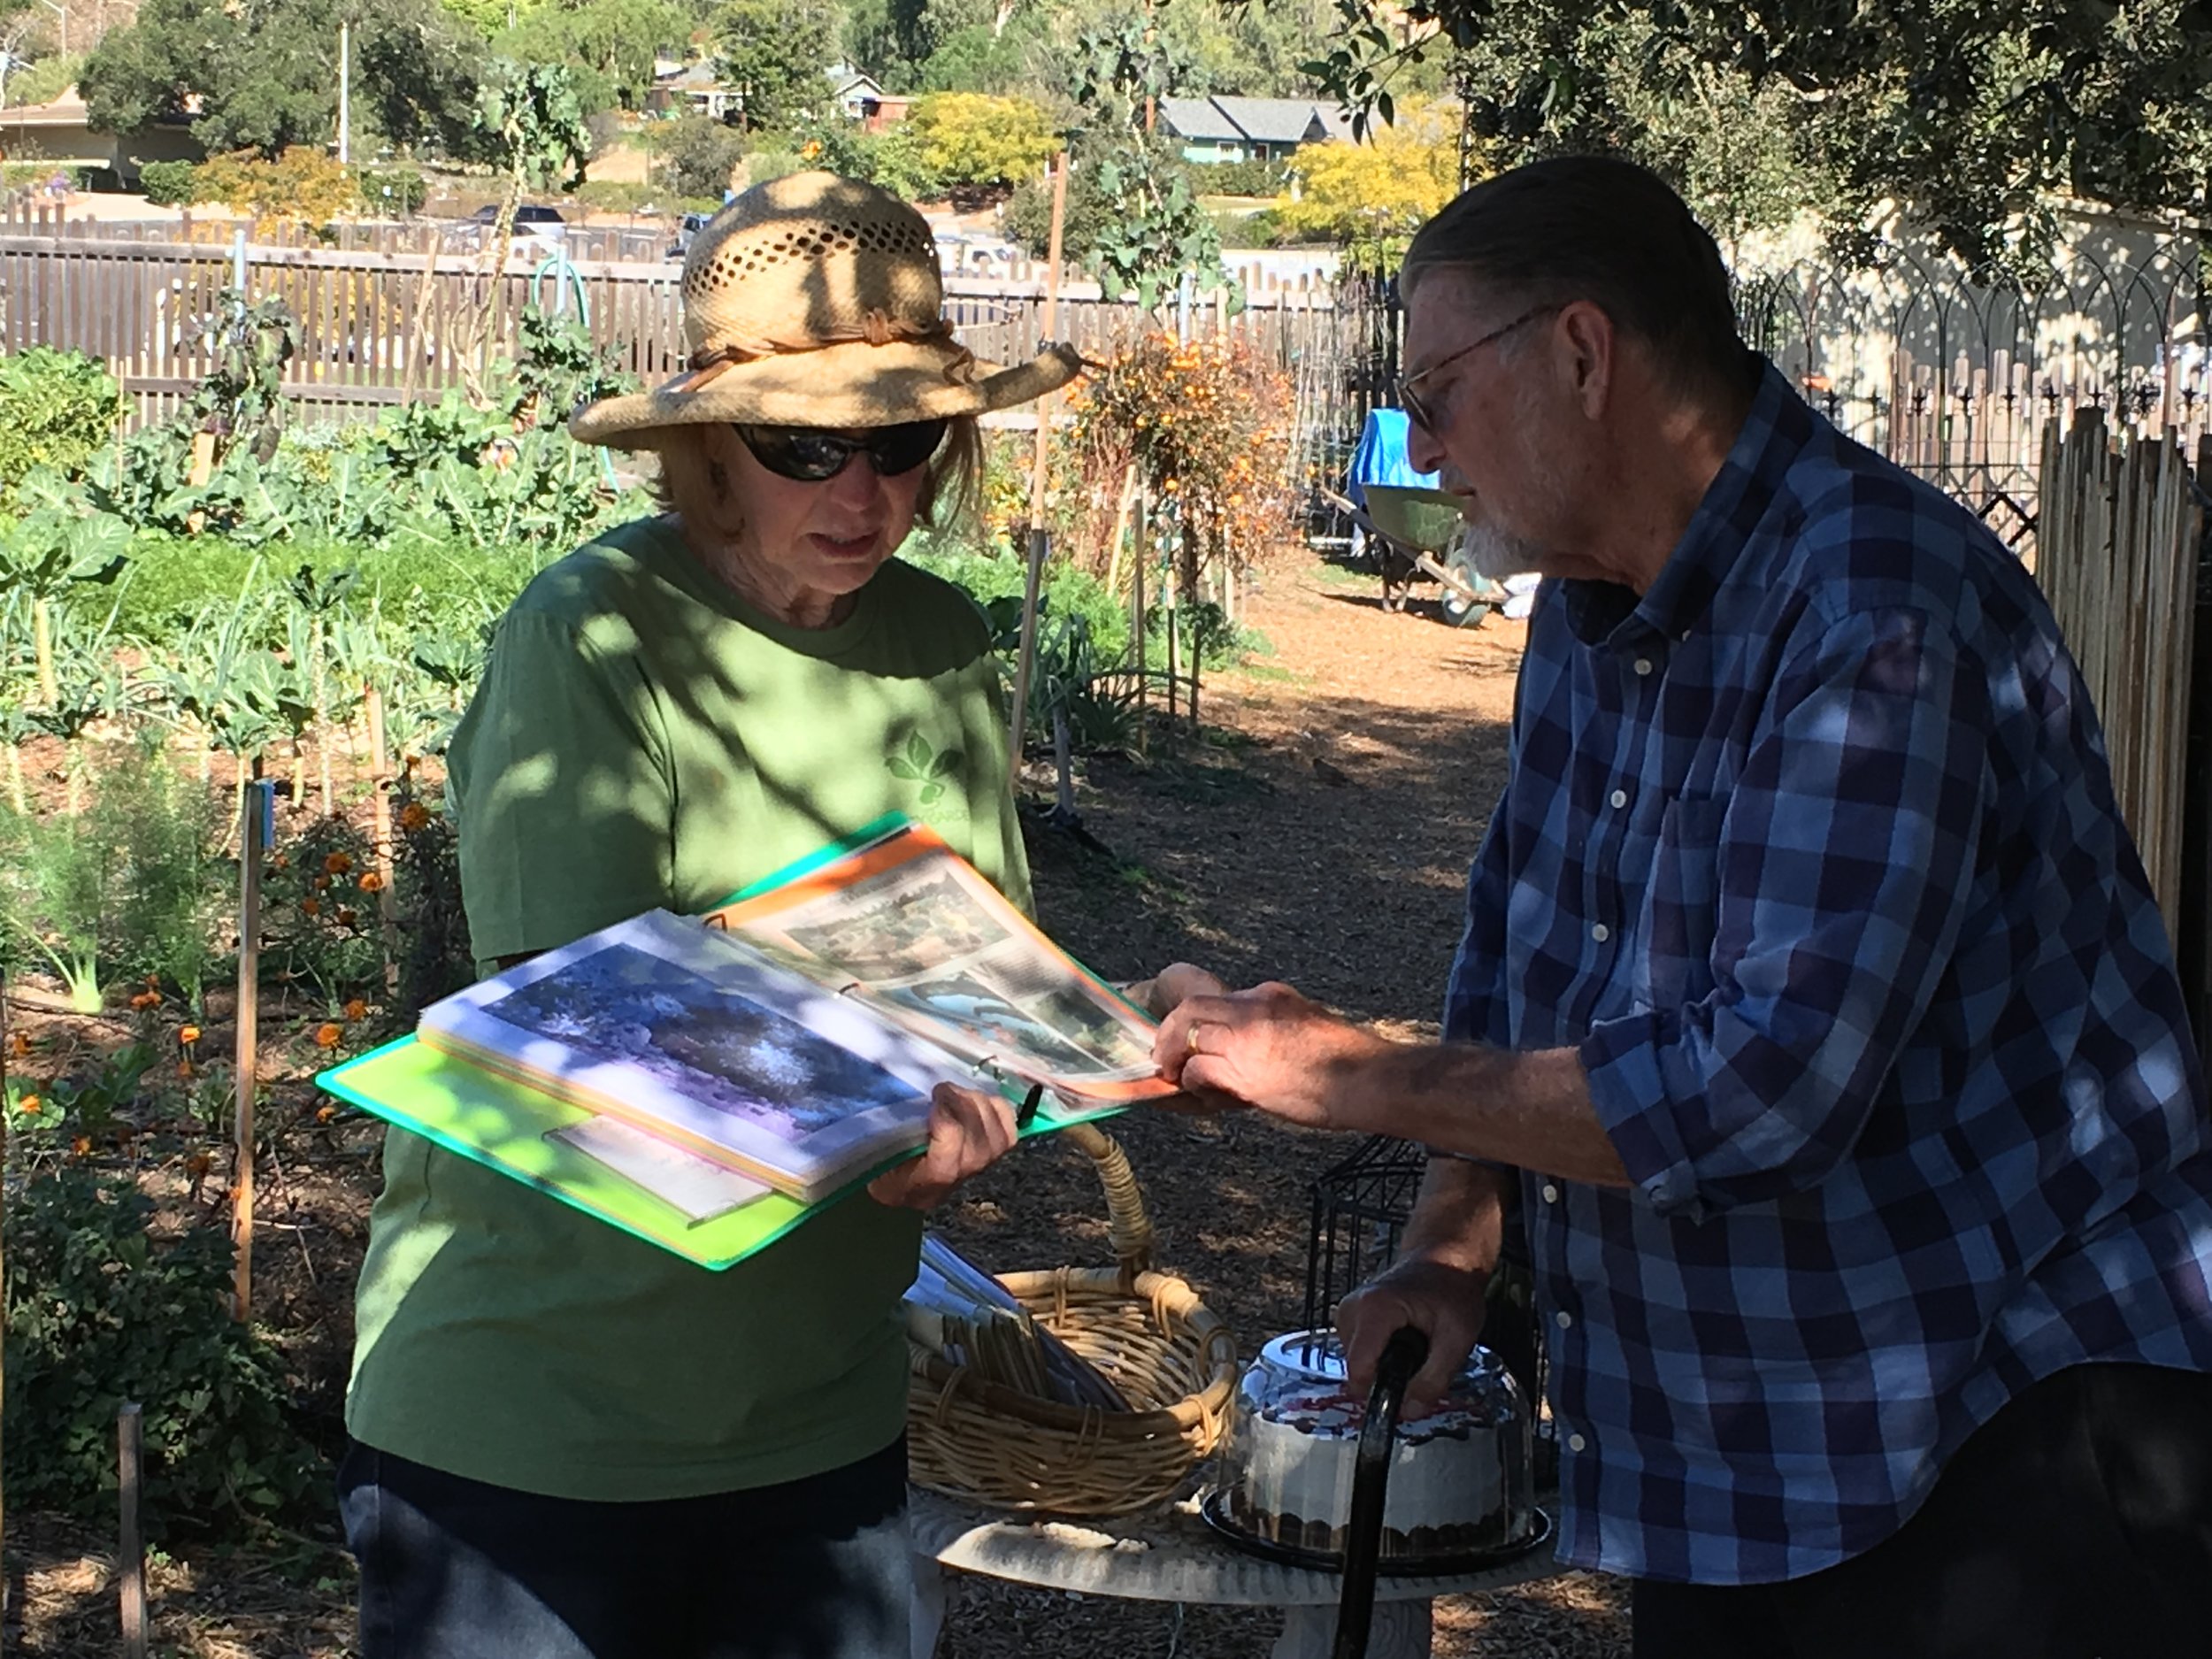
[2,1165,319,1534]
[138,159,197,205]
[0,349,127,491]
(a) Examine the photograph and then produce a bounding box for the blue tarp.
[1347,407,1439,508]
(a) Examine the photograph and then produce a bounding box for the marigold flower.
[10,1031,31,1056]
[19,1094,41,1114]
[344,998,369,1021]
[302,898,321,918]
[314,874,332,891]
[130,990,162,1010]
[316,1104,338,1124]
[326,852,354,875]
[314,1022,343,1048]
[400,803,432,832]
[358,872,387,894]
[180,1025,202,1045]
[73,1135,91,1156]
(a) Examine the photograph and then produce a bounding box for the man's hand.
[1119,962,1227,1020]
[1152,981,1388,1130]
[866,1083,1019,1210]
[1337,1256,1491,1418]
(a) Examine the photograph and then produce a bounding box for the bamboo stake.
[365,686,400,995]
[2,971,10,1583]
[119,1402,147,1659]
[232,779,268,1323]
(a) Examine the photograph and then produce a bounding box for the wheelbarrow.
[1319,483,1505,627]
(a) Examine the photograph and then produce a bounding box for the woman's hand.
[866,1082,1021,1210]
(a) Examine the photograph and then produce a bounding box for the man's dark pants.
[1632,1363,2212,1659]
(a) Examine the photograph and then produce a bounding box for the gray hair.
[1402,157,1748,403]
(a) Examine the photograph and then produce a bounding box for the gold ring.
[1185,1024,1202,1054]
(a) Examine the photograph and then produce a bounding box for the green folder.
[317,1036,1123,1271]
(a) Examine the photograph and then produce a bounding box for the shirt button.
[1633,657,1654,677]
[1567,1432,1587,1454]
[1555,1310,1574,1331]
[1591,923,1610,943]
[1609,788,1628,810]
[1540,1182,1561,1203]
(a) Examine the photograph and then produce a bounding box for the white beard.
[1459,520,1542,582]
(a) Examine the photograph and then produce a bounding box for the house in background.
[1157,96,1356,165]
[825,65,910,131]
[0,85,205,185]
[650,61,740,122]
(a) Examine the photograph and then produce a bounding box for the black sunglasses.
[732,419,949,482]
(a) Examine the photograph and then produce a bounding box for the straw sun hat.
[569,171,1082,449]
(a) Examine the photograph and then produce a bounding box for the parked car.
[666,211,711,260]
[447,204,567,250]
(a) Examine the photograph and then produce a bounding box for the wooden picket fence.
[0,196,1352,428]
[2033,409,2206,944]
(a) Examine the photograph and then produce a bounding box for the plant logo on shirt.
[888,731,963,806]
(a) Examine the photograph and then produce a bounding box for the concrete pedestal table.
[909,1489,1561,1659]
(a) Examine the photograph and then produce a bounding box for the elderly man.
[1152,157,2212,1657]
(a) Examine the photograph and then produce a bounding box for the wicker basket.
[906,1120,1240,1516]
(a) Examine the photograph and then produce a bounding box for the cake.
[1216,1332,1533,1563]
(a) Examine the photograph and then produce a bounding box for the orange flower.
[72,1135,91,1156]
[314,874,332,891]
[9,1031,31,1056]
[400,803,431,832]
[18,1094,41,1114]
[314,1022,343,1048]
[325,851,354,875]
[344,998,368,1021]
[180,1025,202,1045]
[301,898,321,918]
[358,872,387,894]
[316,1104,338,1124]
[130,990,162,1010]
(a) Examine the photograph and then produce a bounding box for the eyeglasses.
[1396,303,1559,434]
[731,419,949,482]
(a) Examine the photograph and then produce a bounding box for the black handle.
[1332,1325,1430,1659]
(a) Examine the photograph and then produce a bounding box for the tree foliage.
[908,91,1057,188]
[81,0,482,159]
[660,112,749,198]
[500,0,685,111]
[1272,98,1460,273]
[714,0,841,129]
[1291,0,2212,272]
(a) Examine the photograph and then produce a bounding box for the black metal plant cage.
[1302,1135,1556,1480]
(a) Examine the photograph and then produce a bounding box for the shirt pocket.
[1630,792,1730,1014]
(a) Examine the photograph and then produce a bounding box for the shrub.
[741,148,804,188]
[907,93,1056,192]
[138,158,197,206]
[0,347,127,491]
[2,1164,320,1534]
[189,148,362,224]
[659,115,748,201]
[359,166,428,216]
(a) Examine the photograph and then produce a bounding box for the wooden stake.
[364,685,400,994]
[2,971,10,1586]
[232,779,268,1323]
[1133,484,1149,755]
[1007,526,1051,762]
[119,1402,147,1659]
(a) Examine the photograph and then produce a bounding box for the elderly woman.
[340,173,1082,1659]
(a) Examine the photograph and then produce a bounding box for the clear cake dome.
[1205,1329,1540,1571]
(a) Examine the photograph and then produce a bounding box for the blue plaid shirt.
[1444,360,2212,1584]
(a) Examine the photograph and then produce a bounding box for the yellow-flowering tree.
[1272,103,1467,273]
[909,92,1059,191]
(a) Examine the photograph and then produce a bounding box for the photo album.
[316,818,1173,1270]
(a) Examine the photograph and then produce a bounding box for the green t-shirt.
[345,517,1031,1500]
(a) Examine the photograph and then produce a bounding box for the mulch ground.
[2,550,1629,1657]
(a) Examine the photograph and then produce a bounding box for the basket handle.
[1061,1120,1154,1277]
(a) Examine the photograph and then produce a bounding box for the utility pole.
[336,19,350,165]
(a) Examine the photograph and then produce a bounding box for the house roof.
[1210,96,1328,146]
[660,62,727,91]
[1159,96,1244,143]
[1159,94,1358,148]
[828,67,885,100]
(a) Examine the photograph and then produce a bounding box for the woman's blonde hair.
[652,418,984,541]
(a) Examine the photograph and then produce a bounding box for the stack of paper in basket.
[903,1234,1129,1410]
